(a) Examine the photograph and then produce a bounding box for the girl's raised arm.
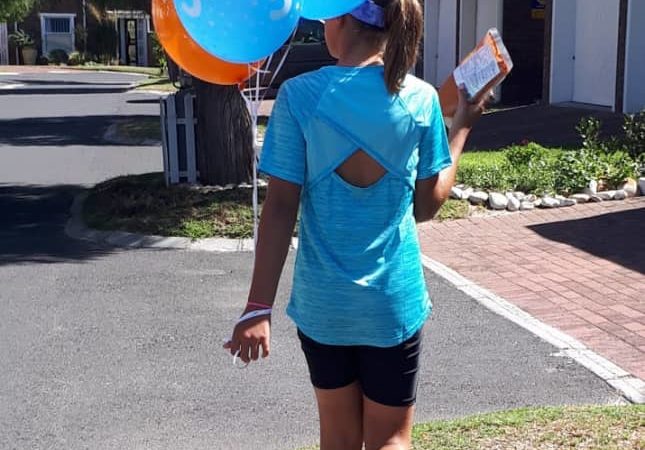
[414,89,488,222]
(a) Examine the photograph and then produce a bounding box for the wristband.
[237,308,272,325]
[247,301,272,309]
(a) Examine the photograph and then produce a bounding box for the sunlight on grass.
[297,405,644,450]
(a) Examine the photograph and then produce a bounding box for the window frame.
[39,13,76,55]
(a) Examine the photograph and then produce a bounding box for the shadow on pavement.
[0,87,134,96]
[528,206,645,274]
[0,184,115,266]
[466,104,624,150]
[0,115,158,146]
[9,79,132,87]
[126,98,161,105]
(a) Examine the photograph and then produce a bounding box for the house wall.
[549,0,630,111]
[11,1,153,64]
[549,0,576,104]
[624,0,645,113]
[423,0,458,87]
[20,0,82,57]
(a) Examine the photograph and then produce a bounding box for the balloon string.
[242,34,296,253]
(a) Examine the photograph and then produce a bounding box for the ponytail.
[381,0,423,94]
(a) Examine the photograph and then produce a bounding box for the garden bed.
[83,174,473,240]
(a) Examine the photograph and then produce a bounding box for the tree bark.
[193,79,254,186]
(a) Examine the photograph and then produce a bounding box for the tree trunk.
[193,79,254,186]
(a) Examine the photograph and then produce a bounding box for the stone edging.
[420,255,645,405]
[65,191,258,252]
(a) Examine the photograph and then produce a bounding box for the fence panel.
[160,92,198,186]
[0,23,8,65]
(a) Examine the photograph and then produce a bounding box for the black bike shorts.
[297,328,423,407]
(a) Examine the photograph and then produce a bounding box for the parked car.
[261,18,336,97]
[169,19,336,95]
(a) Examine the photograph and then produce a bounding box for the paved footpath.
[418,198,645,383]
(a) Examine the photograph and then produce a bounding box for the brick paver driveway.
[419,198,645,380]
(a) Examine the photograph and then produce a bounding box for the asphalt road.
[0,71,626,450]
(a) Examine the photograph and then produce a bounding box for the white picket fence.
[160,92,198,185]
[0,23,8,65]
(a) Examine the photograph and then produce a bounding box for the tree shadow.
[127,98,162,105]
[12,79,132,87]
[466,104,624,150]
[528,206,645,274]
[0,184,117,267]
[0,115,158,146]
[0,87,132,96]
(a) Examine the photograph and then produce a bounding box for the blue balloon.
[301,0,366,20]
[174,0,303,64]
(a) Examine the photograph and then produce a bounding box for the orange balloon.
[152,0,261,85]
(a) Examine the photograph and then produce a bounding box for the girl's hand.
[452,85,491,131]
[223,312,271,364]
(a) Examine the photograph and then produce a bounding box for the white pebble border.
[451,178,643,213]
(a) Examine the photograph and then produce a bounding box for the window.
[293,19,325,45]
[45,17,71,34]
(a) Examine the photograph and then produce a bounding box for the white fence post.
[183,93,197,184]
[166,95,180,184]
[159,97,170,185]
[160,92,198,186]
[0,23,8,65]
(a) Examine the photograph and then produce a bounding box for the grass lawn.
[83,173,473,240]
[135,76,178,93]
[112,118,161,144]
[84,173,265,240]
[435,199,471,222]
[299,405,644,450]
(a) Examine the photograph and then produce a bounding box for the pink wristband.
[247,301,272,309]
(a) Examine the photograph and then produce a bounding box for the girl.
[225,1,487,448]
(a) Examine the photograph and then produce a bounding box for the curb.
[65,191,257,252]
[420,254,645,404]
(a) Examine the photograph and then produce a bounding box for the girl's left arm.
[247,177,301,307]
[224,177,301,364]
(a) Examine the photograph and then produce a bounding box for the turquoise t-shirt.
[259,65,451,347]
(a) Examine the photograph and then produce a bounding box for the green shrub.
[48,48,69,64]
[8,29,34,47]
[150,32,167,70]
[67,51,83,66]
[576,116,602,152]
[502,143,558,195]
[457,163,514,192]
[505,142,550,167]
[554,149,602,195]
[599,151,639,188]
[623,110,645,160]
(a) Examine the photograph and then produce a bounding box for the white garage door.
[573,0,620,107]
